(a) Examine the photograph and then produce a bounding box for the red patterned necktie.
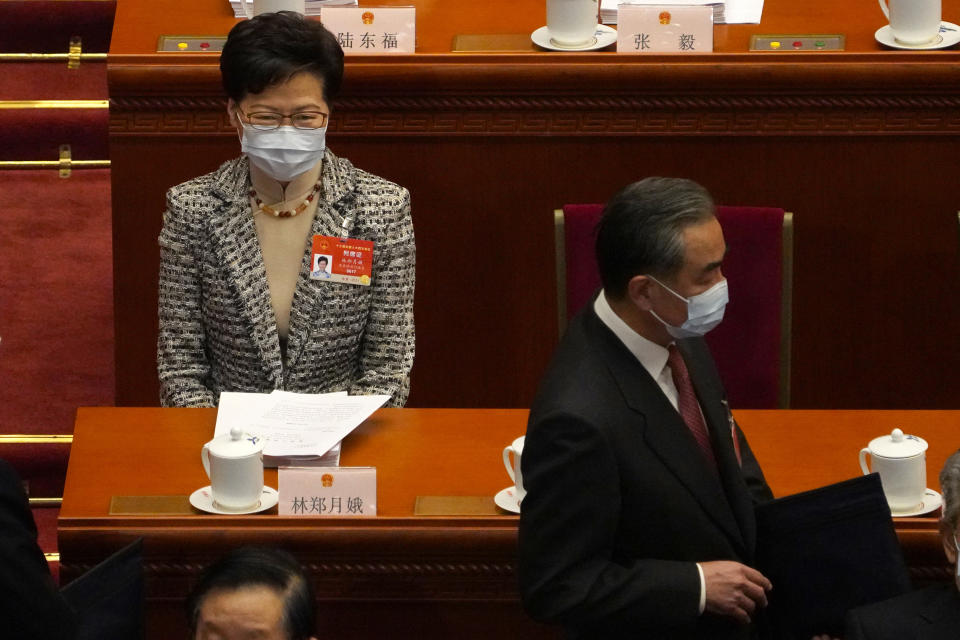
[667,344,717,469]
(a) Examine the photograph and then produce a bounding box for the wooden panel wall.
[109,1,960,409]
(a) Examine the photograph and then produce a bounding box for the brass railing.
[0,145,110,177]
[0,36,106,67]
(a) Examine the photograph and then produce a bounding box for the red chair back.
[558,204,789,409]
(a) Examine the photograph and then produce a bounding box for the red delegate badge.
[310,235,374,286]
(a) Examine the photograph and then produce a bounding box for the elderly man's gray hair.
[595,177,716,300]
[939,449,960,530]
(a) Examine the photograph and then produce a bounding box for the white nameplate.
[278,467,377,516]
[320,7,415,55]
[616,5,714,53]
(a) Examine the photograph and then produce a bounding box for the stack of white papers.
[215,390,389,467]
[228,0,358,19]
[601,0,724,24]
[601,0,764,25]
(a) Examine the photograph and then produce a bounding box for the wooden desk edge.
[106,53,960,95]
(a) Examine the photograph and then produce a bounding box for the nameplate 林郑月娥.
[616,5,714,53]
[319,6,415,54]
[278,466,377,516]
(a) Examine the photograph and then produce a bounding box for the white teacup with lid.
[502,436,526,504]
[201,426,265,512]
[859,428,928,513]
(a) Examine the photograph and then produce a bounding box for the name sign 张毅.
[616,5,714,53]
[278,467,377,516]
[320,6,415,55]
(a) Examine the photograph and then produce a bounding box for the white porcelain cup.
[243,0,306,19]
[202,427,265,512]
[546,0,599,48]
[502,436,526,503]
[859,428,928,512]
[878,0,941,45]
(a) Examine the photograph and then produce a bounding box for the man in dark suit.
[0,458,76,639]
[519,178,774,639]
[844,450,960,640]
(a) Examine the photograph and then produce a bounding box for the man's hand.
[701,561,772,624]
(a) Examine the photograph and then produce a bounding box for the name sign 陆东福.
[319,6,415,55]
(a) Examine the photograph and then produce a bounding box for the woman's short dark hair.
[220,11,344,104]
[595,177,716,299]
[186,547,316,640]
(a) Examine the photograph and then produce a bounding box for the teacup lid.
[868,428,928,458]
[206,426,263,459]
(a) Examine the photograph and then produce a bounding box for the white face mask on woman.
[240,122,326,182]
[647,276,729,339]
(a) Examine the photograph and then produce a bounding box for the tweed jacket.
[157,150,415,407]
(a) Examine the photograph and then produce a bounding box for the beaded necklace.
[249,179,322,218]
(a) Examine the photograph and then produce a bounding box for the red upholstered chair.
[554,204,793,409]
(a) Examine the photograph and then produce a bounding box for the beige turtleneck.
[249,160,323,345]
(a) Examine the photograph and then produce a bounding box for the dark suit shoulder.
[845,583,960,640]
[531,306,632,425]
[0,459,77,639]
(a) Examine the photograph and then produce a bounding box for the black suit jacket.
[0,458,76,639]
[518,305,772,640]
[844,583,960,640]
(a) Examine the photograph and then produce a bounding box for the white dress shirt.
[593,290,708,615]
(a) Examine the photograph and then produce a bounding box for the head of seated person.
[941,450,960,586]
[221,11,343,183]
[187,547,317,640]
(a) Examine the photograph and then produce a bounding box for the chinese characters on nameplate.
[279,467,377,516]
[616,5,714,53]
[320,6,416,54]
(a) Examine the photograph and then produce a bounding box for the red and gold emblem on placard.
[361,11,374,24]
[321,473,334,487]
[659,11,671,24]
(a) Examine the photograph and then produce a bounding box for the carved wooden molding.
[908,565,952,583]
[62,558,520,600]
[110,107,960,136]
[109,93,960,136]
[110,94,960,113]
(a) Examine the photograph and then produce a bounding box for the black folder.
[61,538,144,640]
[755,473,912,639]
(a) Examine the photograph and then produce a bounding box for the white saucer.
[875,22,960,50]
[532,24,617,51]
[890,488,943,517]
[189,486,279,515]
[494,486,522,514]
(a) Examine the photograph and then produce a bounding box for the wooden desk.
[59,408,959,638]
[108,0,960,411]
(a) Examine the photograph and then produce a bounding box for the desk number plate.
[157,36,227,52]
[750,34,845,51]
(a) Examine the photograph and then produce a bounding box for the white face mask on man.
[240,122,326,182]
[646,275,729,339]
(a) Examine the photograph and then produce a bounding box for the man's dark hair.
[317,256,328,263]
[186,547,315,640]
[595,177,716,299]
[220,12,344,104]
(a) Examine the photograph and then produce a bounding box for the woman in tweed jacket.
[157,13,414,408]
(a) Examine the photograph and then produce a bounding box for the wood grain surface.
[108,0,960,412]
[59,407,959,638]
